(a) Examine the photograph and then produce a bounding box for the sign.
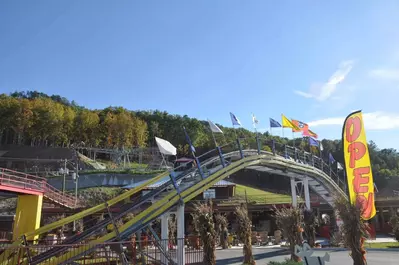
[342,110,376,220]
[203,189,216,199]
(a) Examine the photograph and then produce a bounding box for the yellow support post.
[13,195,43,241]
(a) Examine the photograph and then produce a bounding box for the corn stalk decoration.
[192,200,216,265]
[303,209,317,247]
[215,213,229,249]
[334,197,369,265]
[235,203,255,265]
[274,206,303,262]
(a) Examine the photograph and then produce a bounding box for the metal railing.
[0,167,81,208]
[0,168,46,192]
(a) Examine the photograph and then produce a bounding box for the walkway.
[0,167,80,208]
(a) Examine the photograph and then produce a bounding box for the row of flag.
[189,113,346,173]
[228,112,319,139]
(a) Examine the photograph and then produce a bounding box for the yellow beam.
[13,195,43,241]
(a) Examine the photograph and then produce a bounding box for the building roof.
[123,177,236,190]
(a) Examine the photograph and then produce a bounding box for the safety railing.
[0,167,81,208]
[0,168,46,193]
[248,138,347,194]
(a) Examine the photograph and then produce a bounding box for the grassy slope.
[232,184,292,204]
[365,242,399,248]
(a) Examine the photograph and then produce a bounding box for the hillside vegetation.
[1,91,399,190]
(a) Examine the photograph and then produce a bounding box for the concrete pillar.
[161,214,169,265]
[290,178,297,208]
[177,204,185,265]
[303,177,311,210]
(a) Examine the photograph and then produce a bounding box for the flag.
[302,129,318,139]
[337,162,343,170]
[281,114,300,131]
[329,153,336,164]
[320,142,324,151]
[230,112,241,126]
[309,137,318,147]
[308,129,318,139]
[269,118,281,128]
[252,114,259,125]
[291,120,309,133]
[208,119,223,133]
[183,126,196,153]
[342,110,376,220]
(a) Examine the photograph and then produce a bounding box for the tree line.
[1,91,399,188]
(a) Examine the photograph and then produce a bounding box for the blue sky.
[1,1,399,149]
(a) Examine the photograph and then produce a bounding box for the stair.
[308,179,334,206]
[0,167,82,209]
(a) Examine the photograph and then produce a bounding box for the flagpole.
[232,124,238,140]
[292,131,295,147]
[211,130,218,147]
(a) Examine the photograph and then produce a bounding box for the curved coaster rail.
[1,137,348,265]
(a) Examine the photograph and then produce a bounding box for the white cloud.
[308,111,399,130]
[294,60,354,101]
[369,69,399,81]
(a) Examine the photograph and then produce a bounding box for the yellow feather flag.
[281,114,300,131]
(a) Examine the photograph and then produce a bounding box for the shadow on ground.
[216,249,290,265]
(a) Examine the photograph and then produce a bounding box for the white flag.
[252,114,259,127]
[319,142,324,151]
[337,162,343,170]
[208,119,223,133]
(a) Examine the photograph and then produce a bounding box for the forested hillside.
[1,91,399,189]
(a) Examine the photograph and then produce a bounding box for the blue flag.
[183,126,196,153]
[230,112,241,126]
[309,137,318,147]
[329,153,336,164]
[270,118,282,128]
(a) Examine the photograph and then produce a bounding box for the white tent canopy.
[155,137,177,156]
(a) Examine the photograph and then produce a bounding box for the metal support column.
[177,203,185,265]
[194,157,205,179]
[161,214,169,265]
[303,177,311,210]
[106,204,128,265]
[290,178,297,208]
[256,135,261,155]
[169,171,183,204]
[217,146,226,167]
